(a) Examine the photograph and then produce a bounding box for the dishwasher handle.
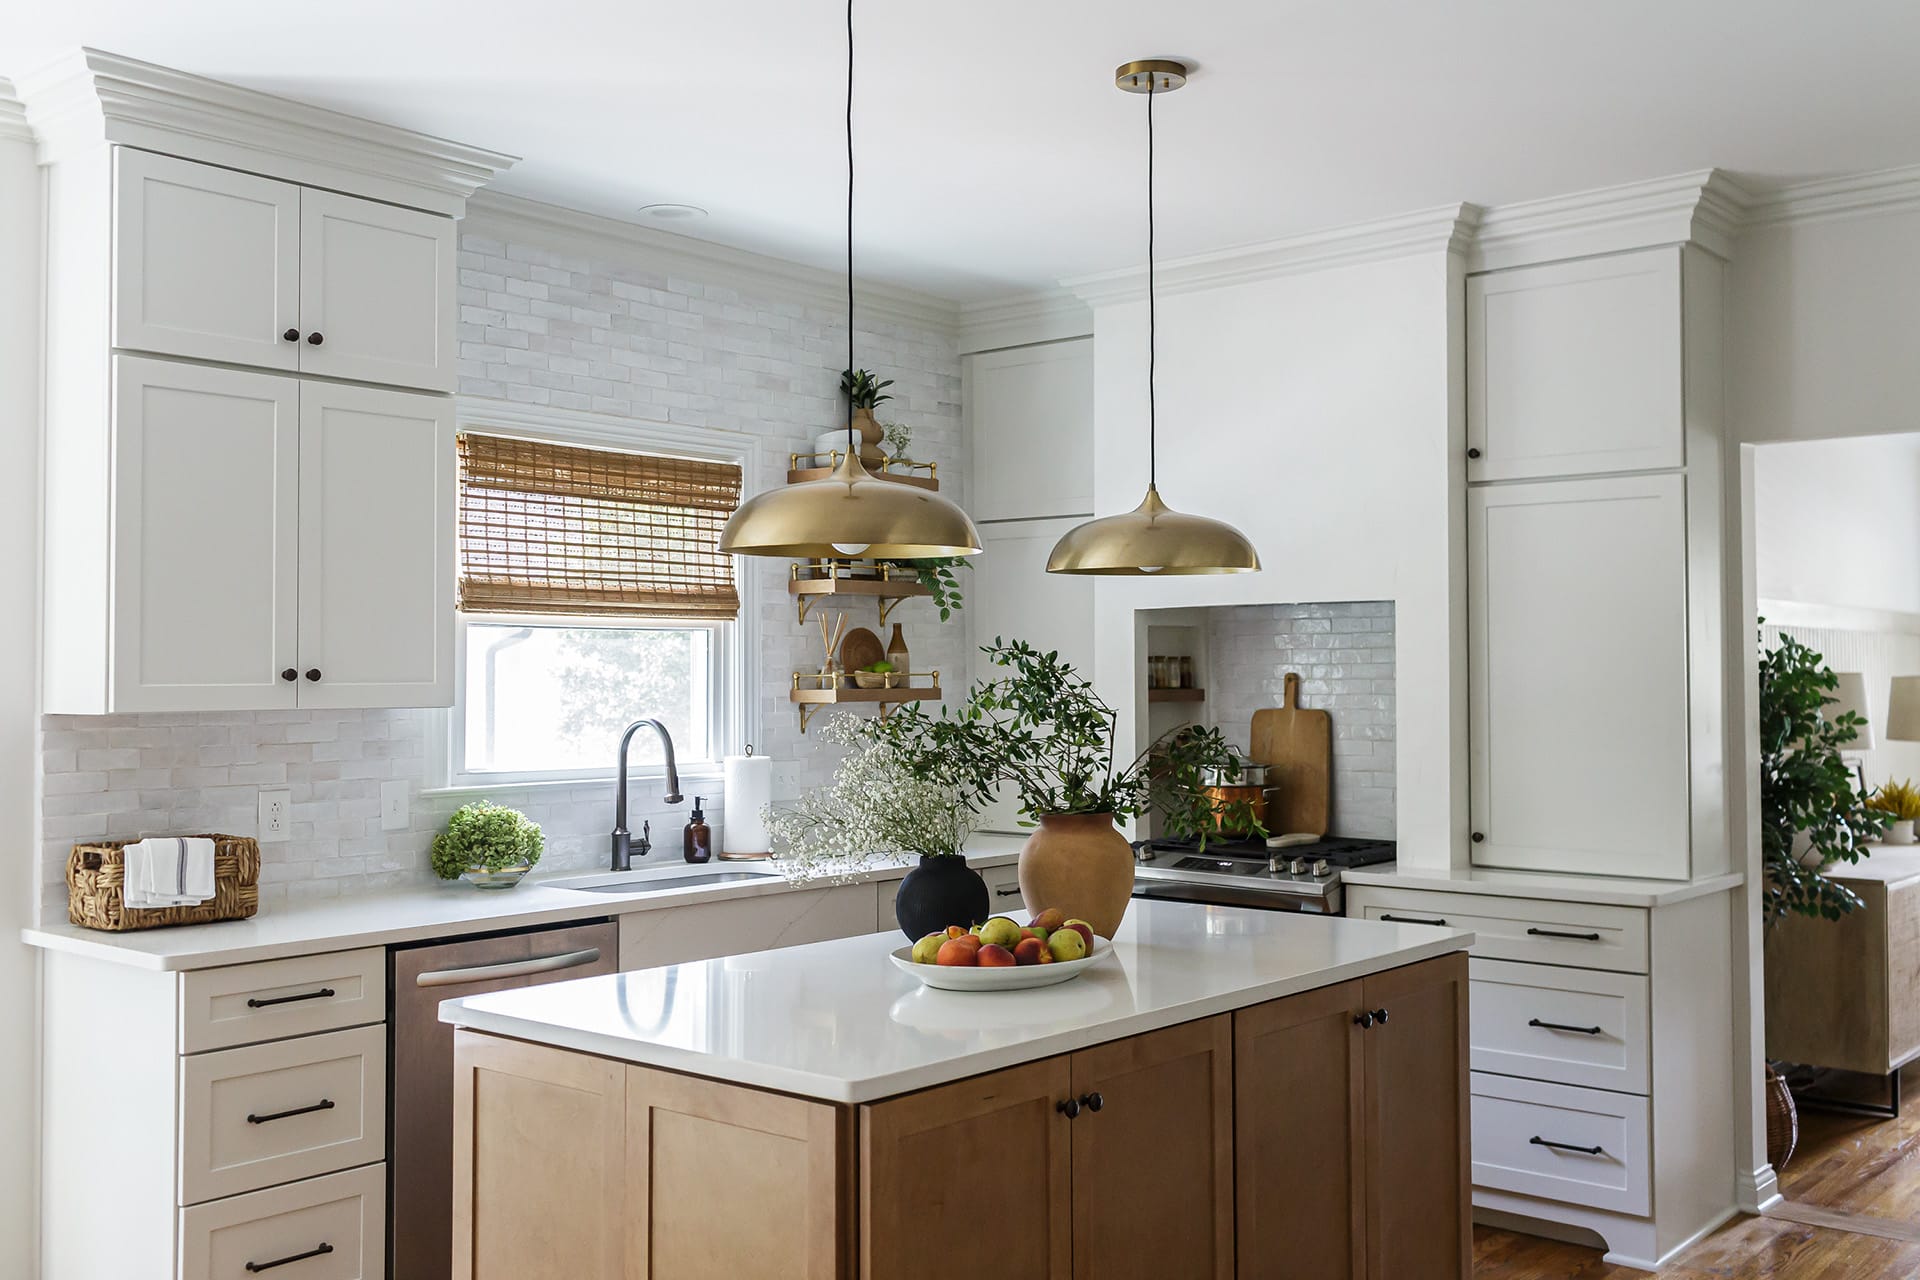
[414,947,604,988]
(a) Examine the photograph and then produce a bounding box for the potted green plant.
[840,368,893,463]
[1758,624,1889,1166]
[431,801,545,890]
[880,420,913,473]
[762,714,981,939]
[873,638,1255,937]
[1866,779,1920,845]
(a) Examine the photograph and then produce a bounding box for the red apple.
[1030,907,1066,932]
[1063,920,1095,950]
[1012,937,1047,966]
[977,943,1016,967]
[936,938,980,966]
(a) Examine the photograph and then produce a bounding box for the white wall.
[1753,433,1920,615]
[0,93,42,1277]
[1084,251,1464,867]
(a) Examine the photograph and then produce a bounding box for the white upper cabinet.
[966,339,1094,522]
[298,190,456,392]
[1468,474,1692,879]
[110,357,299,711]
[112,150,301,372]
[1467,248,1684,482]
[297,382,454,708]
[110,150,453,392]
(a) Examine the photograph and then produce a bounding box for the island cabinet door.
[1069,1016,1234,1280]
[861,1056,1074,1278]
[1234,979,1368,1280]
[1361,953,1471,1280]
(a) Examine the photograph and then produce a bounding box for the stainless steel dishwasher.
[389,919,619,1280]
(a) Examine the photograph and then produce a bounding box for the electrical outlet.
[380,780,409,832]
[258,789,291,843]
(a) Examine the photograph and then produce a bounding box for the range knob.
[1312,858,1331,878]
[1288,857,1308,876]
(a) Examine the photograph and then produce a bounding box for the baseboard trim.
[1739,1163,1781,1213]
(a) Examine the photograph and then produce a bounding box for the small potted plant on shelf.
[871,638,1255,937]
[840,368,893,463]
[1866,780,1920,845]
[881,420,913,473]
[431,801,545,890]
[763,714,982,939]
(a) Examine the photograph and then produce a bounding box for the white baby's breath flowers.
[763,715,974,884]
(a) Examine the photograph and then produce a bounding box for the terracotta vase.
[1017,812,1135,938]
[851,406,886,465]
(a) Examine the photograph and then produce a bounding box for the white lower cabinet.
[180,1163,385,1280]
[618,883,879,970]
[1470,1073,1651,1215]
[1470,959,1650,1095]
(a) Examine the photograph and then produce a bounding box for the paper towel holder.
[717,744,775,862]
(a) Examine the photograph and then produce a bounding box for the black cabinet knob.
[1354,1011,1375,1029]
[1471,831,1485,843]
[307,332,324,346]
[282,328,300,342]
[1467,447,1483,459]
[1372,1008,1389,1025]
[1079,1092,1104,1113]
[1057,1097,1080,1119]
[305,669,322,682]
[280,668,297,682]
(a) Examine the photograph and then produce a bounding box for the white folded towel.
[122,837,216,908]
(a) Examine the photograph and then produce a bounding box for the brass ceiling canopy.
[1048,59,1259,577]
[717,0,982,562]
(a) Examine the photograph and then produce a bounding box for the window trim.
[429,399,761,793]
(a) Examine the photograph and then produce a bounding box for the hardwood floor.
[1473,1071,1920,1277]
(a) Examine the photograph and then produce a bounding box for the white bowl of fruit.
[890,909,1113,991]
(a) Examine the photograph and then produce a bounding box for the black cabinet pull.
[1354,1011,1375,1029]
[1079,1092,1104,1113]
[305,668,322,682]
[1530,1135,1604,1157]
[1471,831,1485,843]
[1467,447,1483,460]
[1057,1097,1080,1119]
[1528,1017,1604,1036]
[246,1242,333,1273]
[246,987,335,1010]
[281,328,300,342]
[247,1098,335,1125]
[307,331,324,346]
[994,886,1022,897]
[1380,913,1448,927]
[1527,927,1602,942]
[1372,1008,1389,1025]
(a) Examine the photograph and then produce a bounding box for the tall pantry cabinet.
[42,142,464,713]
[1464,245,1729,882]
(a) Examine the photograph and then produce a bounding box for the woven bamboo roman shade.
[456,434,742,619]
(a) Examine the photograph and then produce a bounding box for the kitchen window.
[442,427,748,788]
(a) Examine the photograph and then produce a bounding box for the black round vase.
[893,854,989,941]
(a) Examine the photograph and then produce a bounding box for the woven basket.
[67,834,261,932]
[1765,1063,1798,1170]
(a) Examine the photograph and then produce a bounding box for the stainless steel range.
[1131,834,1396,915]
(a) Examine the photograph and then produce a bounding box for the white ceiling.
[6,1,1920,303]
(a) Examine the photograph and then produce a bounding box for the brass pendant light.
[1047,61,1260,577]
[718,0,981,561]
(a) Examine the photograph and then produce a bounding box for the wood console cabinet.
[450,954,1467,1280]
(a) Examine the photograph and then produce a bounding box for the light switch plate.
[380,780,409,832]
[258,790,291,843]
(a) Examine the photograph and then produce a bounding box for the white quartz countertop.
[1342,863,1744,908]
[21,837,1028,971]
[438,899,1474,1103]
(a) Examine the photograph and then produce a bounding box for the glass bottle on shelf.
[1180,656,1196,690]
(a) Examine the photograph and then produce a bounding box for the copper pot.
[1202,783,1270,835]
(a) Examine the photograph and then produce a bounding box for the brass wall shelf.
[786,450,939,491]
[788,562,931,625]
[790,671,942,732]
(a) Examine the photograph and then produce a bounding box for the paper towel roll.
[722,750,773,858]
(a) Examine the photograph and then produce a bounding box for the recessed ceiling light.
[637,202,708,221]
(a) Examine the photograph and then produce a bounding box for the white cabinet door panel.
[111,357,298,711]
[297,382,453,708]
[113,149,301,371]
[1468,474,1690,878]
[299,190,455,392]
[1468,248,1683,482]
[967,339,1093,521]
[617,884,878,970]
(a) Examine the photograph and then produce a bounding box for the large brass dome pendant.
[1045,484,1259,576]
[718,449,982,560]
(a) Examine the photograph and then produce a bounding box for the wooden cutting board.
[1249,672,1332,838]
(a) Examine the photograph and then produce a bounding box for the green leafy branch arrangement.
[1759,624,1888,925]
[882,556,968,620]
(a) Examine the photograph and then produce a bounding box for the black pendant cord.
[1146,78,1157,490]
[844,0,857,457]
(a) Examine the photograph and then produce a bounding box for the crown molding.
[14,48,516,216]
[1062,203,1480,307]
[957,288,1093,353]
[1740,163,1920,231]
[463,190,962,335]
[0,80,28,144]
[1467,169,1754,272]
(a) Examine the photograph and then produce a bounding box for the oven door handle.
[414,947,603,988]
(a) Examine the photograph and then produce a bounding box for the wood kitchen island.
[440,900,1473,1279]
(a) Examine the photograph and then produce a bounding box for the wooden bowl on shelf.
[852,670,887,689]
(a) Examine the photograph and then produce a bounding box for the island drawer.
[179,1023,386,1204]
[1470,1071,1650,1215]
[1349,887,1647,973]
[179,947,386,1053]
[179,1163,384,1280]
[983,862,1027,911]
[1469,959,1650,1094]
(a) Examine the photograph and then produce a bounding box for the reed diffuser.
[818,610,848,687]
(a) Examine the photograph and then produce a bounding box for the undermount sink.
[545,868,783,895]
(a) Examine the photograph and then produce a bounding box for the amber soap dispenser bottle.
[683,797,713,864]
